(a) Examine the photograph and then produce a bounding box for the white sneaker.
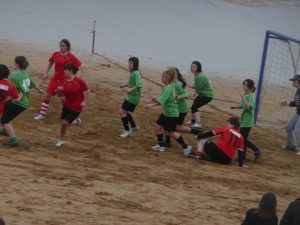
[56,140,65,146]
[183,146,192,156]
[296,151,300,155]
[77,118,83,127]
[34,114,45,120]
[131,125,139,131]
[185,120,193,124]
[151,145,165,152]
[191,122,202,128]
[120,129,132,138]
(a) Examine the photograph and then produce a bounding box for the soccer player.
[118,57,143,138]
[230,79,263,161]
[280,75,300,156]
[187,117,248,168]
[55,64,90,146]
[185,61,213,129]
[34,39,84,120]
[1,56,43,147]
[163,68,200,148]
[145,67,191,153]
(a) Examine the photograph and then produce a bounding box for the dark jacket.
[280,198,300,225]
[241,208,278,225]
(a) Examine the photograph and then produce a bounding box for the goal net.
[255,30,300,128]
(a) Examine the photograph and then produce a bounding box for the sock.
[10,137,18,143]
[40,99,50,116]
[196,151,203,158]
[176,135,188,149]
[121,117,130,131]
[165,135,171,143]
[127,113,136,127]
[191,119,196,123]
[190,128,199,135]
[156,134,164,147]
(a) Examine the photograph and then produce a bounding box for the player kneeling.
[186,117,248,168]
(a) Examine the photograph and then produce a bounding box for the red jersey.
[62,76,89,112]
[0,79,19,113]
[49,51,83,81]
[213,126,244,159]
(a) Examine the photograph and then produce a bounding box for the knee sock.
[176,135,188,149]
[40,99,50,116]
[10,137,18,143]
[191,119,196,123]
[127,113,136,127]
[247,140,259,152]
[165,135,171,143]
[196,151,203,158]
[156,134,164,147]
[121,117,130,131]
[190,128,199,135]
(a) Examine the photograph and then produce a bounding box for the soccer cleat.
[185,120,193,125]
[254,149,263,160]
[189,154,202,161]
[296,151,300,156]
[282,145,296,150]
[0,128,9,137]
[183,146,192,156]
[151,145,165,152]
[191,122,202,129]
[77,118,83,127]
[34,114,45,120]
[120,129,132,138]
[162,142,172,148]
[56,140,65,146]
[131,125,140,132]
[3,141,19,147]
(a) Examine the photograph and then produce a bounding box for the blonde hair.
[163,67,178,84]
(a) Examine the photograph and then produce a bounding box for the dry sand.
[0,39,299,225]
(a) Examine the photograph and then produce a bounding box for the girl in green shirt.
[230,79,262,161]
[145,68,191,154]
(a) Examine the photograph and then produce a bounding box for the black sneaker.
[254,149,263,160]
[163,142,172,148]
[189,155,202,161]
[3,141,19,147]
[0,129,9,137]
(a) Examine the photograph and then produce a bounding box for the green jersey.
[156,83,179,117]
[125,70,143,105]
[192,72,213,98]
[9,70,36,108]
[175,81,189,113]
[238,92,255,128]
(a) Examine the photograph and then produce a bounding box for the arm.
[79,65,85,80]
[14,92,23,102]
[80,90,90,107]
[230,105,242,109]
[145,102,160,109]
[34,86,44,94]
[196,131,215,140]
[119,84,128,88]
[43,62,54,80]
[239,92,251,110]
[124,85,138,93]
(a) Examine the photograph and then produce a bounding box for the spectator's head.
[227,117,240,129]
[0,64,10,80]
[128,57,139,72]
[254,192,277,219]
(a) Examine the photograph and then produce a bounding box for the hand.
[119,84,126,88]
[145,104,152,109]
[280,100,290,106]
[43,73,48,81]
[242,164,249,169]
[152,97,156,102]
[38,89,44,94]
[19,91,24,98]
[239,91,244,97]
[193,93,197,97]
[80,101,86,107]
[123,87,131,93]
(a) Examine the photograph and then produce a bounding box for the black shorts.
[61,106,81,124]
[177,112,187,125]
[191,96,213,113]
[1,100,26,124]
[156,113,177,132]
[121,99,137,112]
[204,141,231,164]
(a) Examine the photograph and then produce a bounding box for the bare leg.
[60,119,78,140]
[3,124,15,138]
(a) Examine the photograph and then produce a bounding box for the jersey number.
[0,90,8,102]
[22,79,30,93]
[228,133,239,147]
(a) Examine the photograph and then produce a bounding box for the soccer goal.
[255,30,300,128]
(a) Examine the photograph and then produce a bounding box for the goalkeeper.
[280,75,300,156]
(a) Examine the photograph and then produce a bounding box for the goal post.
[254,30,300,128]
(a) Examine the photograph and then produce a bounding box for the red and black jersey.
[0,79,19,113]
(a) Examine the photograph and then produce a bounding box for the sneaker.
[282,145,296,150]
[188,154,202,161]
[3,141,19,147]
[185,120,194,125]
[162,142,172,148]
[183,146,192,156]
[120,129,132,138]
[131,125,139,132]
[56,140,65,146]
[151,145,165,152]
[254,149,263,160]
[34,114,45,120]
[191,122,202,129]
[296,151,300,155]
[77,118,83,127]
[0,128,9,137]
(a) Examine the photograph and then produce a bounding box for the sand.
[0,39,299,225]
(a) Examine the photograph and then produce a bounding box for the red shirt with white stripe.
[49,51,83,81]
[62,76,89,112]
[0,79,19,113]
[213,126,244,159]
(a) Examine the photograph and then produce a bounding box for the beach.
[0,0,300,224]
